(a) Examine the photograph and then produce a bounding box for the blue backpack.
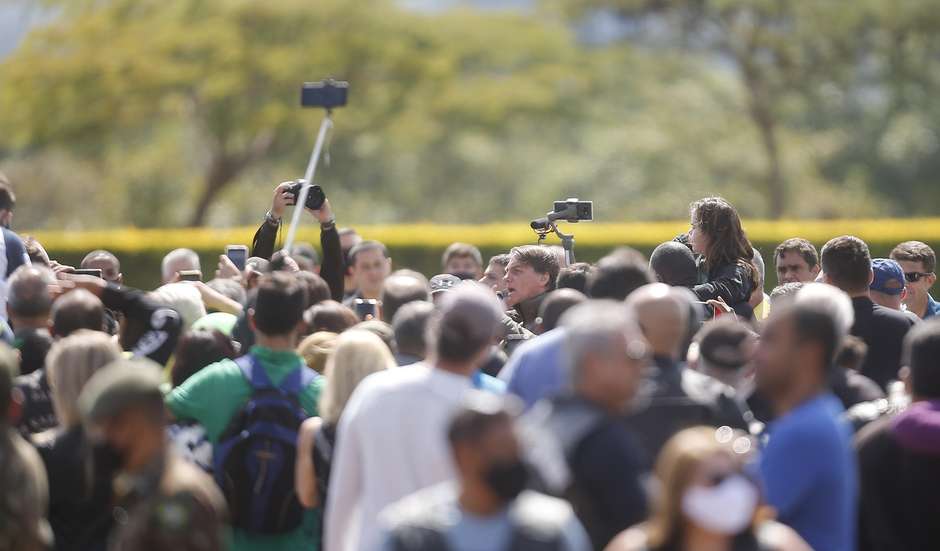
[213,354,317,534]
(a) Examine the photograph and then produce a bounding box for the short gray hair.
[7,265,55,317]
[794,283,854,337]
[770,281,804,309]
[561,300,644,383]
[161,248,201,282]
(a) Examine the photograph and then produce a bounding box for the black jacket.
[856,401,940,551]
[851,296,914,391]
[251,218,344,302]
[693,261,755,320]
[101,284,182,367]
[624,357,750,469]
[13,327,52,376]
[500,292,546,357]
[14,369,56,436]
[524,395,648,550]
[830,368,884,412]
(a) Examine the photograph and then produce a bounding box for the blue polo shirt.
[924,294,940,319]
[760,392,857,551]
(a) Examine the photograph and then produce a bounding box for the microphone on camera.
[530,217,550,230]
[531,205,578,231]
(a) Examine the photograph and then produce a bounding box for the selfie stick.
[283,113,333,253]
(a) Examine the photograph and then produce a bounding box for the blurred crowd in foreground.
[2,171,939,551]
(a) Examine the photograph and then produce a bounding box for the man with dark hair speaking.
[500,246,560,356]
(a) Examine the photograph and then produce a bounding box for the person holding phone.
[251,182,344,301]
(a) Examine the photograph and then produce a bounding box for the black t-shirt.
[830,368,884,411]
[851,297,914,390]
[14,369,56,436]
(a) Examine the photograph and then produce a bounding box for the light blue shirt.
[376,484,591,551]
[501,329,567,410]
[472,371,506,394]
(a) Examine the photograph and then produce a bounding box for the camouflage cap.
[78,359,164,423]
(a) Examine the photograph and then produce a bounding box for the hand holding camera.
[270,181,332,221]
[271,182,295,220]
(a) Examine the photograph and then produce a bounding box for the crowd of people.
[2,170,939,551]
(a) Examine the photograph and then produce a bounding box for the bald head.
[82,249,122,284]
[626,283,688,359]
[52,289,105,338]
[7,265,55,324]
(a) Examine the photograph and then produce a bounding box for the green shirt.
[166,345,324,551]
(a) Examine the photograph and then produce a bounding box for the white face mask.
[681,474,759,535]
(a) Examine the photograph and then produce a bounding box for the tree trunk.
[187,131,276,227]
[189,153,239,227]
[740,54,787,219]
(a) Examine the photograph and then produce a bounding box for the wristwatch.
[264,211,281,226]
[320,219,336,231]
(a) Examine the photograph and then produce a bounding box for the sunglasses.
[704,471,736,487]
[905,272,933,283]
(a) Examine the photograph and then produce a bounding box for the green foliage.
[2,0,940,228]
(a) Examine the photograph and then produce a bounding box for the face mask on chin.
[681,474,759,535]
[482,458,528,503]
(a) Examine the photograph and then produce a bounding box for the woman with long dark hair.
[688,197,758,318]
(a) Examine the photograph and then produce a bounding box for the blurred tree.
[554,0,940,218]
[553,0,880,218]
[0,0,587,226]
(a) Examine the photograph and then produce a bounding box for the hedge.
[29,219,940,291]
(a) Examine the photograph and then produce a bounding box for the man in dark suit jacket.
[821,236,914,390]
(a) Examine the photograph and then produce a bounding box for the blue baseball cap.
[871,258,906,296]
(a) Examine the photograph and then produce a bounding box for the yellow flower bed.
[28,219,940,253]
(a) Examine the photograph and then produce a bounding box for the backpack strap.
[277,359,318,395]
[235,354,274,390]
[235,353,317,395]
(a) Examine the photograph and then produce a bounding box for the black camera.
[286,180,327,211]
[531,198,594,230]
[301,80,349,109]
[552,199,593,223]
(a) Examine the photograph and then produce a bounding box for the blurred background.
[3,0,940,232]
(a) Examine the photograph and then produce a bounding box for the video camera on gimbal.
[530,198,593,264]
